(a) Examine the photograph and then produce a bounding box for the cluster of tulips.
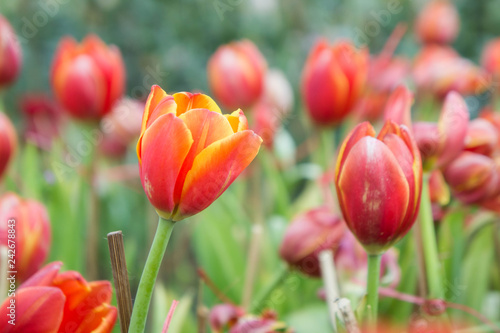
[0,0,499,332]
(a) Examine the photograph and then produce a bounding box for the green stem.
[419,173,444,299]
[366,254,381,327]
[320,129,334,170]
[249,265,289,313]
[129,217,175,333]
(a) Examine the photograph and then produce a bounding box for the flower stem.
[419,173,444,299]
[129,217,175,333]
[366,254,381,327]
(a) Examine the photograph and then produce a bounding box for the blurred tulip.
[0,193,51,282]
[100,97,144,158]
[443,152,500,204]
[279,206,345,277]
[209,304,244,332]
[207,39,267,110]
[481,193,500,213]
[137,85,262,221]
[464,118,499,156]
[383,85,414,129]
[0,112,16,180]
[21,93,64,150]
[335,120,422,254]
[413,92,469,170]
[481,38,500,84]
[415,0,460,45]
[0,262,117,333]
[413,45,489,98]
[479,109,500,147]
[0,15,22,87]
[51,34,125,121]
[428,170,450,221]
[302,39,368,126]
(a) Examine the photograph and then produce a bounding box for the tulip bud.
[481,38,500,87]
[302,40,368,126]
[51,34,125,121]
[279,206,345,277]
[0,112,16,181]
[443,152,500,204]
[413,92,469,171]
[209,304,244,332]
[100,98,144,158]
[21,93,64,150]
[137,86,262,221]
[335,121,422,254]
[0,193,51,282]
[383,85,414,129]
[464,118,499,156]
[0,15,22,87]
[415,0,460,45]
[207,40,267,110]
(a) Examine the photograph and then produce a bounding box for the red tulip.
[137,86,262,221]
[0,15,22,87]
[51,34,125,120]
[481,38,500,85]
[415,0,460,45]
[279,206,346,277]
[0,262,117,333]
[443,152,500,204]
[383,85,414,129]
[302,39,368,126]
[0,112,16,180]
[464,118,499,156]
[0,193,51,282]
[335,121,422,254]
[413,92,469,170]
[479,109,500,147]
[207,40,267,110]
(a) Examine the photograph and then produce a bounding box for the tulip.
[0,262,117,333]
[279,206,345,277]
[0,112,16,181]
[481,38,500,85]
[415,0,460,45]
[51,34,125,120]
[335,120,422,254]
[464,118,499,156]
[137,85,262,221]
[0,15,22,87]
[443,152,500,204]
[413,46,489,98]
[0,193,51,282]
[302,39,368,126]
[383,85,414,129]
[207,39,267,110]
[100,97,144,158]
[21,93,64,150]
[413,92,469,171]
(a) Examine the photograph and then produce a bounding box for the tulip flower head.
[383,85,414,129]
[464,118,499,157]
[413,92,469,171]
[137,86,262,221]
[0,112,16,181]
[335,120,422,254]
[0,15,22,88]
[481,38,500,87]
[415,0,460,45]
[0,193,51,282]
[302,39,368,126]
[0,262,117,333]
[207,39,267,110]
[51,34,125,121]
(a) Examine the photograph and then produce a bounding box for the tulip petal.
[383,85,413,129]
[0,287,65,333]
[52,271,91,310]
[140,113,193,219]
[337,137,409,253]
[173,92,221,115]
[20,261,62,288]
[175,131,262,220]
[224,109,248,132]
[140,85,169,134]
[335,122,376,184]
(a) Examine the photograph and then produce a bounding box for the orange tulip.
[137,85,262,221]
[51,34,125,120]
[335,121,422,254]
[415,0,460,45]
[302,39,368,126]
[0,193,50,282]
[0,262,117,333]
[0,15,22,87]
[0,112,16,180]
[207,40,267,110]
